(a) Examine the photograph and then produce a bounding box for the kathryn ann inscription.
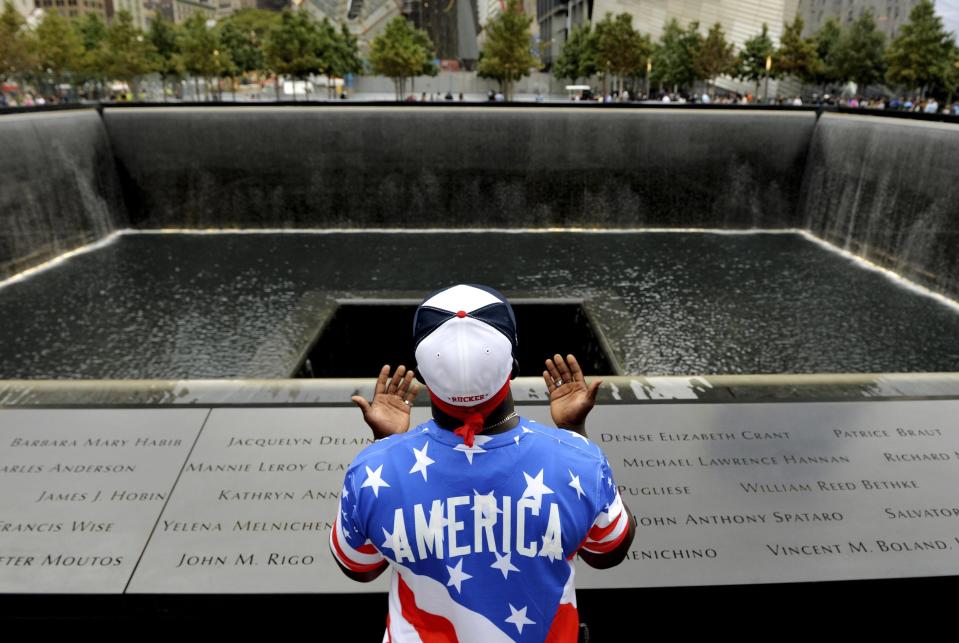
[0,409,206,593]
[3,400,959,594]
[126,406,420,593]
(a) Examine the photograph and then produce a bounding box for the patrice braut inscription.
[0,409,206,593]
[2,400,959,593]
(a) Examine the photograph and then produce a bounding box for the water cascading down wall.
[1,106,958,300]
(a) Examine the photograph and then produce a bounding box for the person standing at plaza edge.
[330,284,635,642]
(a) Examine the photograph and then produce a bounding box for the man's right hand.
[351,365,420,440]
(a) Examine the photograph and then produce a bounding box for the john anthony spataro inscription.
[4,402,959,593]
[0,409,206,593]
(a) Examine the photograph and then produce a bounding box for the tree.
[218,9,278,98]
[694,22,735,94]
[809,17,843,93]
[74,12,108,97]
[737,23,777,98]
[98,10,156,99]
[776,14,821,86]
[552,24,597,84]
[476,0,539,101]
[367,16,436,101]
[832,9,885,90]
[33,11,84,99]
[264,8,322,100]
[315,19,361,99]
[886,0,955,97]
[0,2,35,93]
[149,15,182,101]
[651,18,700,94]
[594,13,650,94]
[180,14,233,101]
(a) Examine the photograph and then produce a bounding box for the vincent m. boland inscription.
[0,409,205,593]
[5,401,959,593]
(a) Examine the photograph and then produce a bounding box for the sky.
[938,0,959,36]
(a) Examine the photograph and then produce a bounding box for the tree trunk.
[274,76,280,101]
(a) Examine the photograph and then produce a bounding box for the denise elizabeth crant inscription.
[0,409,206,593]
[3,401,958,593]
[574,401,959,588]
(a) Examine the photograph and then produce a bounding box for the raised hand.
[351,365,420,440]
[543,354,602,436]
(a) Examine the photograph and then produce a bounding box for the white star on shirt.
[505,604,535,634]
[409,442,435,481]
[472,489,503,519]
[381,525,400,556]
[521,469,554,511]
[453,435,492,464]
[513,435,521,445]
[446,558,472,593]
[539,533,563,562]
[564,429,590,444]
[568,470,585,500]
[361,464,390,497]
[341,486,349,500]
[490,551,520,579]
[522,427,534,434]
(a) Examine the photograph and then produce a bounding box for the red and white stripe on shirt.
[581,491,629,554]
[330,515,386,573]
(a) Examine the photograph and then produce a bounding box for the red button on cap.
[456,310,467,318]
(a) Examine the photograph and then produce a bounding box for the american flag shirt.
[330,416,629,642]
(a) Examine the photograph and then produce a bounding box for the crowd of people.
[568,87,959,115]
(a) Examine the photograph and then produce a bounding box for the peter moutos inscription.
[1,400,958,593]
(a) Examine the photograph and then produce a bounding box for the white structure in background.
[542,0,796,96]
[9,0,33,18]
[303,0,402,50]
[112,0,150,29]
[795,0,921,39]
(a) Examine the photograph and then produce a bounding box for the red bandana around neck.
[428,379,512,447]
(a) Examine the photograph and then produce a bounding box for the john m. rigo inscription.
[2,400,959,593]
[0,409,206,593]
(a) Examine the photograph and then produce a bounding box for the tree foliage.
[808,16,843,90]
[833,9,886,89]
[651,18,700,91]
[552,25,596,83]
[264,9,321,83]
[98,10,155,93]
[0,2,34,82]
[886,0,955,94]
[476,0,539,100]
[737,22,777,87]
[368,16,436,100]
[776,14,821,84]
[594,12,650,84]
[34,11,83,86]
[694,22,735,88]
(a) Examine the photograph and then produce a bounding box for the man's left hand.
[544,354,602,436]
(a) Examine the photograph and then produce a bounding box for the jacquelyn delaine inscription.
[3,402,959,593]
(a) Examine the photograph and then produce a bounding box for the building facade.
[795,0,921,39]
[32,0,107,20]
[539,0,792,91]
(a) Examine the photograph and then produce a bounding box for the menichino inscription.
[5,401,959,593]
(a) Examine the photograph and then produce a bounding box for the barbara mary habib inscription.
[1,401,958,593]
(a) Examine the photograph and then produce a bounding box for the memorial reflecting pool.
[2,231,958,379]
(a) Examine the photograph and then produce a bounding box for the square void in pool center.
[295,300,621,378]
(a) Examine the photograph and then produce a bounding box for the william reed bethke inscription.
[1,401,958,593]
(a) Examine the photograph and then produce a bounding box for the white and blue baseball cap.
[413,284,518,408]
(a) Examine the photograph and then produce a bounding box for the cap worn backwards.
[413,284,518,447]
